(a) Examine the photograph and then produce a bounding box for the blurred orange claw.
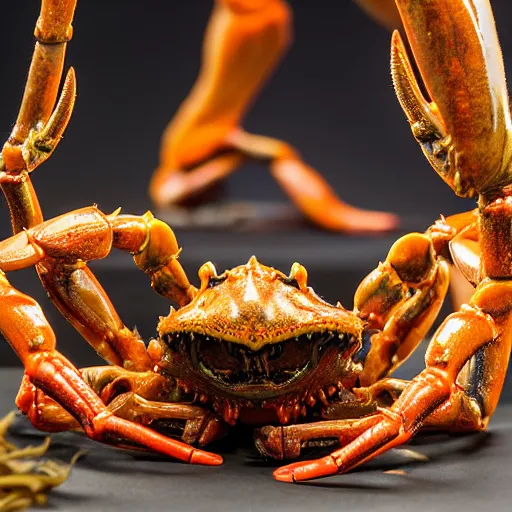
[391,0,512,198]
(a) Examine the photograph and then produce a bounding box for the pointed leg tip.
[189,450,223,466]
[273,466,296,482]
[273,457,339,482]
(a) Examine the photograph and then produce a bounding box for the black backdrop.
[0,1,511,370]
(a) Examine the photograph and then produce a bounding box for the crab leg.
[150,0,398,233]
[229,131,398,233]
[16,366,228,447]
[353,210,477,385]
[256,415,383,460]
[82,366,226,447]
[273,0,512,482]
[255,377,409,460]
[274,276,512,481]
[0,271,221,465]
[0,206,197,370]
[1,0,77,233]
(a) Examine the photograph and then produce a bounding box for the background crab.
[150,0,401,233]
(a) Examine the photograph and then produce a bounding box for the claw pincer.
[392,0,512,197]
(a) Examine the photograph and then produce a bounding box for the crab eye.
[198,261,218,290]
[287,262,308,290]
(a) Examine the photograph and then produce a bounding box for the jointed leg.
[0,271,221,465]
[353,211,478,385]
[0,205,198,370]
[1,0,77,233]
[37,261,152,371]
[107,394,226,447]
[17,366,227,447]
[273,278,512,481]
[255,376,409,460]
[256,415,383,461]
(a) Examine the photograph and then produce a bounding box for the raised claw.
[1,65,75,176]
[2,67,76,176]
[2,0,78,177]
[392,0,512,198]
[22,67,76,172]
[391,31,452,179]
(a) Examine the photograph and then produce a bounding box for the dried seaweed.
[0,412,79,511]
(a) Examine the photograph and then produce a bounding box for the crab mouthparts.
[164,331,352,389]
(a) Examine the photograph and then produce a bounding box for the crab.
[149,0,401,233]
[0,0,510,484]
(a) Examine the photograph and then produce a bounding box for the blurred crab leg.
[1,0,77,233]
[150,0,292,205]
[393,0,512,197]
[228,131,399,233]
[353,211,478,385]
[150,152,247,206]
[0,272,221,465]
[274,277,512,481]
[151,0,398,233]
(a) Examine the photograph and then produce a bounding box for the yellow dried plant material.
[383,469,407,476]
[0,411,80,511]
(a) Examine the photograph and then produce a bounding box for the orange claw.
[392,0,512,197]
[273,0,512,483]
[0,271,221,466]
[150,0,399,233]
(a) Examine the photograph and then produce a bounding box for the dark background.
[0,0,510,378]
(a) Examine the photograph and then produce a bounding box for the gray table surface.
[1,367,511,512]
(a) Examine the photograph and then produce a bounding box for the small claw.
[391,31,454,189]
[23,67,77,172]
[2,67,77,176]
[273,456,339,483]
[393,0,512,196]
